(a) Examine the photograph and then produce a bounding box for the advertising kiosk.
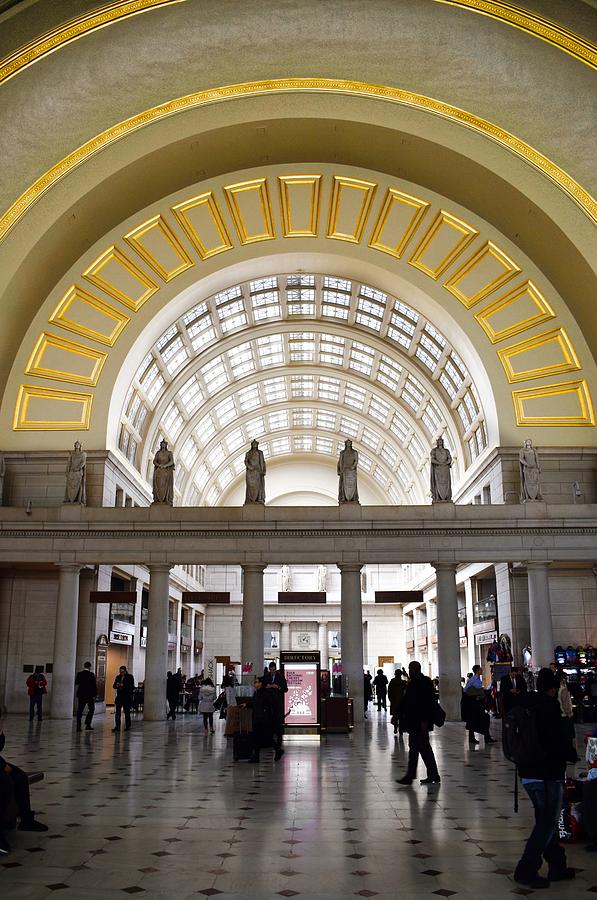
[280,650,321,735]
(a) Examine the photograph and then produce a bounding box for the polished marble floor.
[0,710,594,899]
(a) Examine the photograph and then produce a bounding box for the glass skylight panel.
[127,438,137,464]
[294,435,313,451]
[348,342,374,375]
[228,342,255,377]
[356,296,384,331]
[339,415,359,437]
[322,302,349,320]
[287,274,315,287]
[360,284,387,303]
[140,362,165,404]
[361,427,380,450]
[457,402,472,429]
[408,433,424,460]
[359,452,373,472]
[464,390,477,420]
[174,465,186,490]
[127,391,141,421]
[187,312,216,350]
[237,384,261,411]
[250,284,280,320]
[256,334,284,367]
[316,411,336,430]
[419,332,442,361]
[119,425,129,455]
[287,277,316,315]
[225,428,244,452]
[201,357,228,393]
[387,324,412,350]
[214,396,237,426]
[271,436,290,454]
[344,384,366,409]
[163,402,184,440]
[180,437,199,468]
[214,285,243,306]
[381,443,397,466]
[268,410,288,431]
[355,311,382,332]
[388,484,400,504]
[424,399,442,429]
[232,456,245,474]
[289,334,314,361]
[260,442,271,458]
[205,486,219,506]
[161,336,188,375]
[136,353,153,383]
[135,405,148,434]
[447,352,466,386]
[195,414,216,444]
[390,412,408,441]
[219,310,247,333]
[324,276,351,291]
[373,466,386,486]
[368,395,390,423]
[290,375,314,397]
[439,372,458,400]
[245,416,265,436]
[424,322,446,347]
[478,419,488,449]
[183,300,208,324]
[397,461,410,486]
[377,355,402,391]
[179,376,204,414]
[316,436,334,453]
[320,334,345,365]
[262,379,286,403]
[250,277,277,292]
[207,443,226,467]
[156,324,178,351]
[218,467,234,490]
[475,426,484,455]
[194,463,210,489]
[468,435,478,459]
[317,377,340,401]
[292,410,313,427]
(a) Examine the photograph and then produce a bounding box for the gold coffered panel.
[327,176,377,243]
[223,178,275,244]
[498,328,581,383]
[474,280,556,343]
[171,192,233,259]
[369,188,429,259]
[409,210,478,280]
[25,333,107,386]
[278,175,322,237]
[83,246,159,311]
[14,384,93,431]
[444,241,521,308]
[124,215,194,282]
[513,379,595,426]
[49,285,130,347]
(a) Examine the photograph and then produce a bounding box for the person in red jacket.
[26,667,47,722]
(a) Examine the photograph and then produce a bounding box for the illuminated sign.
[284,663,319,726]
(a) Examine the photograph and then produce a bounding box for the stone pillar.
[339,564,364,724]
[144,564,172,721]
[130,576,144,681]
[434,562,461,721]
[241,564,265,678]
[463,576,476,671]
[75,568,96,673]
[318,621,328,662]
[51,564,82,719]
[527,562,554,668]
[189,608,196,671]
[175,598,183,670]
[280,621,290,651]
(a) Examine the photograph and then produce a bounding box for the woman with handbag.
[198,678,216,733]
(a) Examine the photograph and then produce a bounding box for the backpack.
[502,704,545,769]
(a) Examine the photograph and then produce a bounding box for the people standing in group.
[112,666,134,732]
[75,661,97,731]
[513,668,577,889]
[388,668,407,736]
[262,661,288,759]
[396,660,441,785]
[364,672,373,718]
[500,666,527,716]
[166,670,181,721]
[462,665,496,745]
[198,678,216,733]
[26,667,47,722]
[373,668,388,711]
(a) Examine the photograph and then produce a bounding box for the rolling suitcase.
[233,729,253,761]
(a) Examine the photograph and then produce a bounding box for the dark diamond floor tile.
[122,889,145,895]
[46,885,70,891]
[421,869,442,876]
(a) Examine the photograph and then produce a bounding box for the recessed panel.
[49,285,129,347]
[369,188,429,258]
[223,178,275,243]
[171,192,233,259]
[124,215,194,281]
[83,246,159,311]
[475,280,556,343]
[25,333,107,386]
[513,380,595,426]
[444,241,521,308]
[499,328,581,383]
[278,175,321,237]
[14,384,93,430]
[409,210,478,279]
[327,176,376,243]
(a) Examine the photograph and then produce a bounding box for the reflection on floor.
[0,711,595,899]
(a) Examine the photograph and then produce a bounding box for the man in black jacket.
[0,730,48,854]
[396,661,440,785]
[112,666,135,732]
[513,667,576,889]
[248,676,278,763]
[262,661,288,758]
[500,666,526,715]
[75,661,97,731]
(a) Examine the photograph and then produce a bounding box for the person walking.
[463,665,496,745]
[166,670,181,720]
[396,661,441,785]
[388,668,407,736]
[75,661,97,731]
[373,668,388,711]
[262,660,288,759]
[198,677,216,733]
[364,672,373,718]
[513,668,577,888]
[26,667,47,722]
[112,666,134,732]
[247,676,278,763]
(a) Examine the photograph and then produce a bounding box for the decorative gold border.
[0,0,188,87]
[513,379,595,426]
[368,188,430,259]
[171,191,233,259]
[25,332,107,386]
[1,79,595,247]
[49,285,130,347]
[278,175,322,237]
[124,214,194,282]
[444,240,521,308]
[409,209,478,280]
[434,1,597,71]
[474,280,555,343]
[498,327,581,383]
[83,245,159,311]
[326,175,377,243]
[223,178,275,244]
[14,384,93,431]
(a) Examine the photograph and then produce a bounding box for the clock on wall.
[297,632,311,648]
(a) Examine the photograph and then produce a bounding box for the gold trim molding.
[0,78,595,248]
[434,1,597,71]
[0,0,187,87]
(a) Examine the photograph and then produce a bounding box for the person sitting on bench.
[0,730,48,854]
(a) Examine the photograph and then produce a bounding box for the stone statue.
[281,564,291,592]
[337,439,359,504]
[519,438,542,502]
[0,453,5,506]
[430,437,452,502]
[317,564,327,593]
[152,439,175,505]
[64,441,87,505]
[244,439,266,504]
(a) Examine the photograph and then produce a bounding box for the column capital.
[337,563,363,573]
[54,562,83,573]
[526,560,552,571]
[432,561,458,574]
[148,563,173,574]
[242,563,266,574]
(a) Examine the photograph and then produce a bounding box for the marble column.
[434,562,461,721]
[241,564,265,678]
[318,621,328,663]
[175,598,182,670]
[280,621,290,651]
[75,567,96,674]
[144,564,172,721]
[189,609,196,671]
[527,561,554,667]
[130,576,144,682]
[463,576,476,672]
[51,564,82,719]
[339,564,364,724]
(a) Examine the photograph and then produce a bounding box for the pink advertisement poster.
[284,665,318,725]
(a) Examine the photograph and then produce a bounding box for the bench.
[2,771,44,829]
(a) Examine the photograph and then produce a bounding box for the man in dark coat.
[248,676,278,763]
[112,666,135,732]
[262,661,288,758]
[166,670,181,721]
[500,666,526,715]
[373,668,388,711]
[396,661,440,785]
[513,667,576,889]
[388,668,407,735]
[75,661,98,731]
[0,730,48,854]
